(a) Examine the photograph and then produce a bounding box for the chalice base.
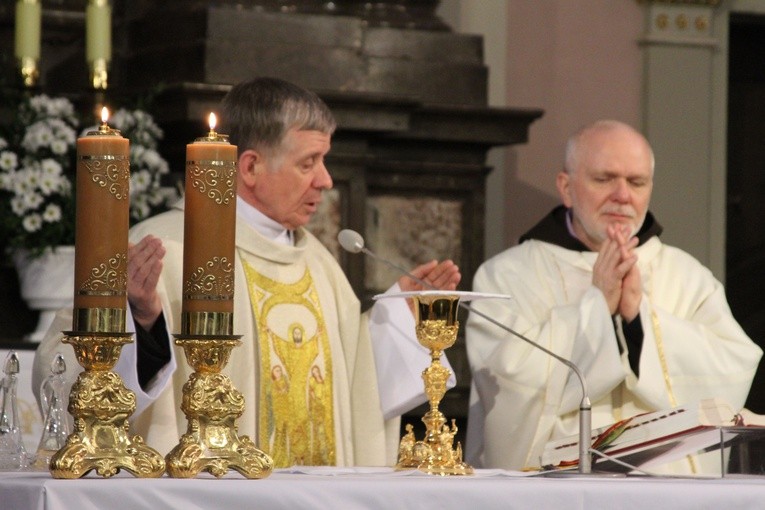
[395,413,474,476]
[416,461,474,476]
[397,450,475,476]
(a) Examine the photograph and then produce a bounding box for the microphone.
[338,228,593,475]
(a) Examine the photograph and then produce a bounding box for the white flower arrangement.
[0,94,178,258]
[0,95,77,257]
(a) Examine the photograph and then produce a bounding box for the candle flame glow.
[209,112,217,132]
[101,107,109,124]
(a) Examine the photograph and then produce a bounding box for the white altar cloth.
[3,467,765,510]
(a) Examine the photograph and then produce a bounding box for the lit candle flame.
[208,112,217,137]
[101,106,109,125]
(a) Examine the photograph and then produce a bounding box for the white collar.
[236,196,293,246]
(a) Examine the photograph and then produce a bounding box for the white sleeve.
[114,306,177,418]
[368,283,456,421]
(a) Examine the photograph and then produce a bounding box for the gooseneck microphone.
[338,228,593,474]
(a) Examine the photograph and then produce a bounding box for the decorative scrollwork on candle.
[187,162,236,205]
[81,155,130,200]
[78,252,128,296]
[184,256,235,301]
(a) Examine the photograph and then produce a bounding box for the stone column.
[638,0,723,274]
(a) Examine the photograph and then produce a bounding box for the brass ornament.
[182,311,234,336]
[396,293,473,476]
[90,57,108,90]
[675,13,688,30]
[19,56,39,88]
[72,307,126,335]
[165,337,273,479]
[50,332,165,478]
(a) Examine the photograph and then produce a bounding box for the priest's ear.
[238,149,265,188]
[556,170,573,208]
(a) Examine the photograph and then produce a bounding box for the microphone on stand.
[337,228,594,475]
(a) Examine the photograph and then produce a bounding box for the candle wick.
[208,129,217,139]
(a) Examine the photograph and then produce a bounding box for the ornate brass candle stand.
[50,331,165,478]
[395,292,473,476]
[165,335,273,479]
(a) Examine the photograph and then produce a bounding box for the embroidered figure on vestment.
[243,260,335,466]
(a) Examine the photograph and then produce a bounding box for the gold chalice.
[379,291,474,476]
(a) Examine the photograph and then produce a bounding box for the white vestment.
[466,236,762,471]
[34,203,451,466]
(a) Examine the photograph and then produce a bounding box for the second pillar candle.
[181,114,238,336]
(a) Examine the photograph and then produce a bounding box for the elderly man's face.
[246,128,333,230]
[557,126,654,251]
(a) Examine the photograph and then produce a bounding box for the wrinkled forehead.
[573,126,654,177]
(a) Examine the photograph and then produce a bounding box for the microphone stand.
[348,236,594,474]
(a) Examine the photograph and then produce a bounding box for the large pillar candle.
[73,109,130,333]
[14,0,41,87]
[181,113,238,336]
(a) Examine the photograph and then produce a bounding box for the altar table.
[3,467,765,510]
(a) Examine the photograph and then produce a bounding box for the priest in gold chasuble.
[32,77,462,467]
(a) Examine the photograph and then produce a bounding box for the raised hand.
[398,259,461,293]
[127,235,166,330]
[398,259,461,314]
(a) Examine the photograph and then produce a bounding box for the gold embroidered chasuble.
[243,260,336,466]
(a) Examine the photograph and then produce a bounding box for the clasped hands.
[592,224,641,323]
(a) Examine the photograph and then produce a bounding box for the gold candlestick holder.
[391,291,473,476]
[165,331,273,479]
[49,329,165,478]
[18,56,39,88]
[90,57,108,90]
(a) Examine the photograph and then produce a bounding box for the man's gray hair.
[220,77,337,157]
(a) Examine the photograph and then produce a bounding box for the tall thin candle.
[14,0,41,87]
[86,0,111,89]
[73,107,130,333]
[86,0,111,64]
[14,0,41,61]
[182,113,238,336]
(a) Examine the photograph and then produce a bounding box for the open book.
[541,398,765,471]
